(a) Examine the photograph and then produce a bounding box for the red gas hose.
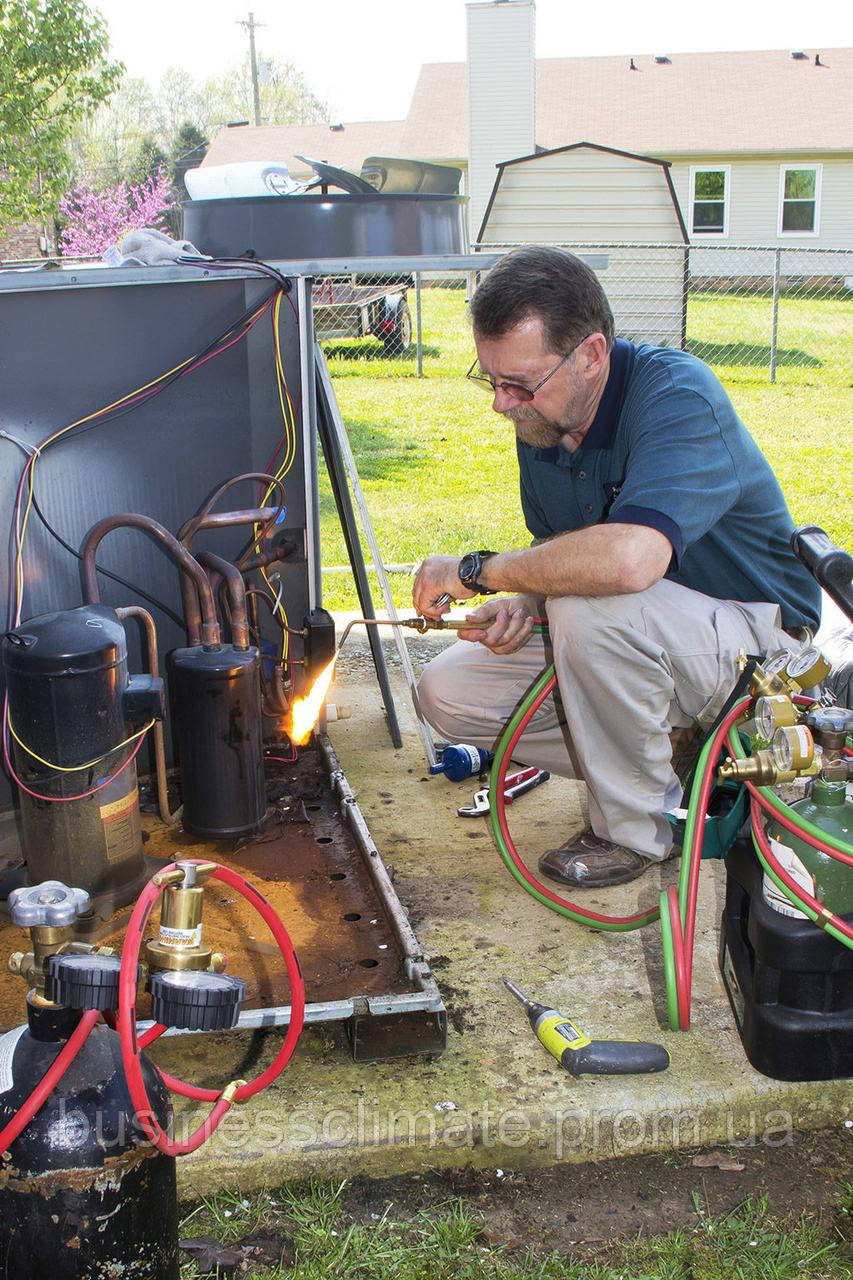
[117,860,305,1154]
[0,862,303,1160]
[0,1009,101,1154]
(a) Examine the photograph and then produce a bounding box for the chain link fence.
[318,245,853,387]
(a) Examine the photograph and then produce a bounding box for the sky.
[94,0,848,123]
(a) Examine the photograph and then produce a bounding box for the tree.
[58,166,174,256]
[0,0,122,229]
[126,134,168,189]
[71,75,157,186]
[200,55,328,132]
[170,121,208,199]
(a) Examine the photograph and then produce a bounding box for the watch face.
[458,553,478,585]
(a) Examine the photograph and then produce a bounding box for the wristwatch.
[457,549,498,595]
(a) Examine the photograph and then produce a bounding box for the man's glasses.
[466,335,591,399]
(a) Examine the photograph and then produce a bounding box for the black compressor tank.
[1,605,163,910]
[168,643,265,838]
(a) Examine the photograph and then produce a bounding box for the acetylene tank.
[0,999,178,1279]
[168,643,265,838]
[1,605,162,910]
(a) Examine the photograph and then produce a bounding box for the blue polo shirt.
[516,340,821,630]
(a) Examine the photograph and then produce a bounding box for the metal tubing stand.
[314,353,403,751]
[314,345,438,767]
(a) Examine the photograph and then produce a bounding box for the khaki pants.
[417,579,793,861]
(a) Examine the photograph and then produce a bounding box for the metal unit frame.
[0,258,447,1059]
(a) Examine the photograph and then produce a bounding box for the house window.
[779,165,821,234]
[691,167,728,235]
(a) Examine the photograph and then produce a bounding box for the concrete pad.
[165,617,851,1195]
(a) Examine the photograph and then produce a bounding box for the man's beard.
[505,405,576,450]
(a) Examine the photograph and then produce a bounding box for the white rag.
[103,227,208,267]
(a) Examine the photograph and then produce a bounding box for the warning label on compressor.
[100,789,142,863]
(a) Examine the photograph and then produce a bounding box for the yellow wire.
[8,715,155,773]
[253,290,299,662]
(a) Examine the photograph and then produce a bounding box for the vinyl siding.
[479,148,687,346]
[670,155,853,251]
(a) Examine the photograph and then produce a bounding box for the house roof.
[202,119,406,176]
[203,48,853,174]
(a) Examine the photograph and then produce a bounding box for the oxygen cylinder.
[763,778,853,917]
[0,999,178,1279]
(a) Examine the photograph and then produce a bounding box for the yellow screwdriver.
[504,979,670,1076]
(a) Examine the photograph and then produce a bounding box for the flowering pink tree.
[59,168,175,256]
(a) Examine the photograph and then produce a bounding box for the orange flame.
[288,657,337,745]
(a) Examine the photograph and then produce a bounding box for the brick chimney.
[466,0,536,240]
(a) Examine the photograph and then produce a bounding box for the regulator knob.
[47,952,137,1012]
[8,881,91,928]
[148,969,244,1031]
[806,706,853,735]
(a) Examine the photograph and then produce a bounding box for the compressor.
[2,603,164,911]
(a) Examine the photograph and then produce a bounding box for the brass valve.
[146,860,218,974]
[718,748,791,786]
[718,725,817,786]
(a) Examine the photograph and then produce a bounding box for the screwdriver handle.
[563,1038,671,1076]
[534,1010,670,1076]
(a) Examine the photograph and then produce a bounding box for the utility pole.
[237,11,264,126]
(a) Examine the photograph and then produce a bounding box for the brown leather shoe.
[538,830,660,889]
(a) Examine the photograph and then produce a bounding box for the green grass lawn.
[180,1180,853,1279]
[318,288,852,612]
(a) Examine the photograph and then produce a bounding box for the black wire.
[29,487,187,630]
[46,287,278,448]
[177,255,294,292]
[9,285,279,630]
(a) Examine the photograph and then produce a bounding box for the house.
[202,2,853,258]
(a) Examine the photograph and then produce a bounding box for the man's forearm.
[479,523,672,598]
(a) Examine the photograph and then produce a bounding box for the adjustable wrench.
[457,767,550,817]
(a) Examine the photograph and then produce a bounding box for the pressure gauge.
[763,649,794,680]
[785,645,830,689]
[771,724,814,774]
[755,694,799,740]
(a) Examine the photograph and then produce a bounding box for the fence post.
[415,270,423,378]
[770,249,781,384]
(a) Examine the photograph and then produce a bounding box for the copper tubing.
[116,605,181,826]
[178,472,285,551]
[196,552,249,650]
[176,470,284,646]
[80,514,221,648]
[245,587,290,715]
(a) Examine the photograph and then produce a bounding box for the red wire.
[0,1010,101,1155]
[2,704,149,804]
[664,887,691,1030]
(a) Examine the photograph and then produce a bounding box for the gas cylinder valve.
[7,881,91,999]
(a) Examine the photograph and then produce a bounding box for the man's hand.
[413,555,475,618]
[459,597,535,654]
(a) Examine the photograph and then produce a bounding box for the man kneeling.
[413,247,820,889]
